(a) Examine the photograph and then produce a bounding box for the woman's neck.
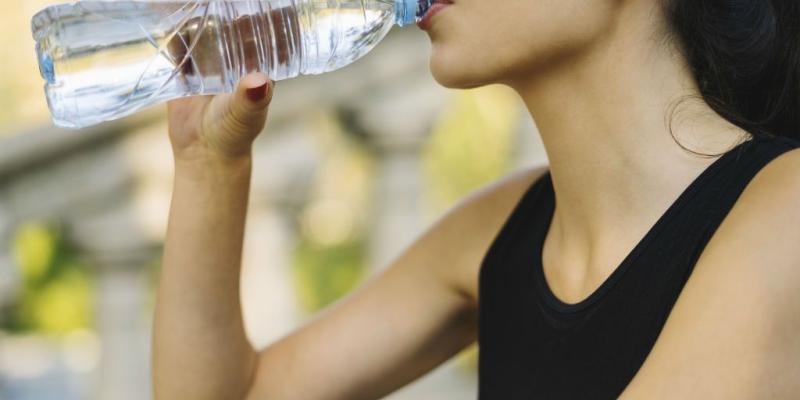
[509,1,749,267]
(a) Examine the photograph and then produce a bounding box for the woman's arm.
[153,155,257,399]
[152,73,271,399]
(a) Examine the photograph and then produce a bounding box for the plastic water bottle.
[31,0,433,129]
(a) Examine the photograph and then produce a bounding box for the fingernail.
[246,81,269,103]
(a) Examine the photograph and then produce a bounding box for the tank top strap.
[697,134,800,227]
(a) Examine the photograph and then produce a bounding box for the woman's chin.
[429,56,489,89]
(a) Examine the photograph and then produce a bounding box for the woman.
[152,0,800,398]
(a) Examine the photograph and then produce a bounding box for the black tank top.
[477,134,800,399]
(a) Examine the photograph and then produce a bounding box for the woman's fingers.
[201,72,274,157]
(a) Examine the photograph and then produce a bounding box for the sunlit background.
[0,1,547,399]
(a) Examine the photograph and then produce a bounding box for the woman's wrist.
[173,150,253,183]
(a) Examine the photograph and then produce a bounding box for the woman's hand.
[166,72,274,166]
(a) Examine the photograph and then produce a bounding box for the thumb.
[202,72,274,153]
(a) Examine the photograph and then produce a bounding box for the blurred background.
[0,1,547,399]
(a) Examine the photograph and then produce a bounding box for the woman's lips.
[417,2,452,31]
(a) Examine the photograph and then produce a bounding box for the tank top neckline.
[529,135,767,315]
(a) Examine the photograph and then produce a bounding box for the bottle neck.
[395,0,433,26]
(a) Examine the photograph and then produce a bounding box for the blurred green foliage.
[4,221,93,335]
[286,86,519,373]
[292,237,366,314]
[292,86,519,319]
[424,86,521,209]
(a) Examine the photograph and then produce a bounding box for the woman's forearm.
[153,156,258,400]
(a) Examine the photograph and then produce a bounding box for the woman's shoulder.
[690,143,800,297]
[620,146,800,398]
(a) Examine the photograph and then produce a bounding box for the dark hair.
[663,0,800,147]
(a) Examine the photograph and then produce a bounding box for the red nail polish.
[246,82,269,102]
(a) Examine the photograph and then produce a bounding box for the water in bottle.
[32,0,433,128]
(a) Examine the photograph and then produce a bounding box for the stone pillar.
[0,202,18,312]
[239,206,302,349]
[241,122,318,347]
[367,136,428,271]
[343,81,448,271]
[91,254,152,400]
[68,203,158,400]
